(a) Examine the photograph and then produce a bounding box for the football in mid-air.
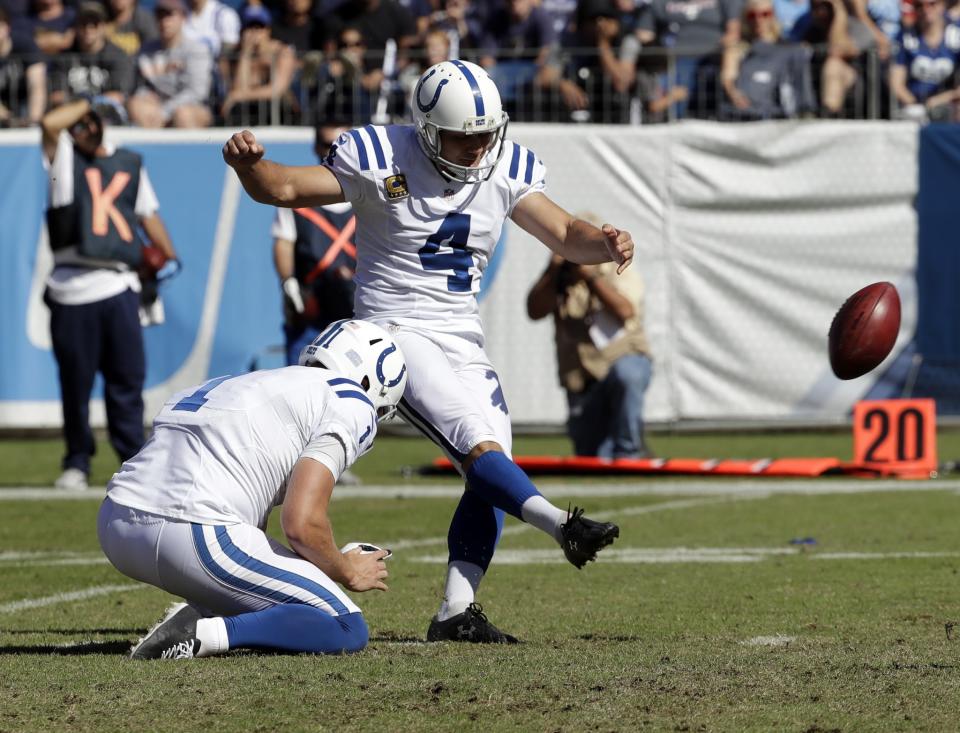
[828,281,901,380]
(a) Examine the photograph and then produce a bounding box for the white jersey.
[324,125,546,336]
[106,367,378,528]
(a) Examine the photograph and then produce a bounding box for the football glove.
[156,258,182,282]
[282,276,305,314]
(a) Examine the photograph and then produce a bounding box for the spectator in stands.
[526,249,654,461]
[107,0,158,57]
[0,6,45,125]
[270,0,321,54]
[397,0,432,38]
[183,0,239,58]
[480,0,587,118]
[791,0,869,115]
[541,0,578,41]
[48,3,135,113]
[889,0,960,120]
[220,4,296,124]
[40,98,178,491]
[128,0,213,127]
[319,0,418,55]
[318,24,380,122]
[568,0,639,123]
[423,0,485,50]
[636,0,742,118]
[26,0,75,55]
[720,0,816,118]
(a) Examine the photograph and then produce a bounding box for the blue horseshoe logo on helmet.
[415,68,449,113]
[376,344,406,388]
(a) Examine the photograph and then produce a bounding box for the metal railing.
[0,45,912,129]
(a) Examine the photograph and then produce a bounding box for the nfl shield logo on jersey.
[384,174,409,200]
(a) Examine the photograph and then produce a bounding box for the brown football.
[828,282,901,380]
[139,245,168,277]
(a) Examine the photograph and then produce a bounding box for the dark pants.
[47,288,146,474]
[567,353,653,459]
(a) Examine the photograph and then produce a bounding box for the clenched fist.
[222,130,265,171]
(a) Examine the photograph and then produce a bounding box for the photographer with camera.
[526,247,654,460]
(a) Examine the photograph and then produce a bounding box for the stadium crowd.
[1,0,958,128]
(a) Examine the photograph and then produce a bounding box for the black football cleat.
[426,603,520,644]
[560,505,619,569]
[130,602,203,660]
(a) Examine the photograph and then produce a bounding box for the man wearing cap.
[48,2,135,111]
[40,97,180,490]
[220,4,296,124]
[128,0,212,127]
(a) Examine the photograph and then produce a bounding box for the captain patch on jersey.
[384,174,409,200]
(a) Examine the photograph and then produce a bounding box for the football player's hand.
[342,547,390,592]
[223,130,264,170]
[281,277,305,314]
[602,224,634,274]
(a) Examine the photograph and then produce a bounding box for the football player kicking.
[98,319,406,658]
[223,60,633,644]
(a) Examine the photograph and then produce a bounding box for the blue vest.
[293,206,357,328]
[47,147,144,267]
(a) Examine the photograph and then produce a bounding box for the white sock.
[195,617,229,658]
[520,495,566,544]
[436,560,485,621]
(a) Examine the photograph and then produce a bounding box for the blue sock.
[447,488,504,572]
[224,606,368,654]
[465,451,541,520]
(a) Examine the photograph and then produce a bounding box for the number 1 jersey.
[324,125,546,335]
[105,367,377,528]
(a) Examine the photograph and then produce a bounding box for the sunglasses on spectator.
[341,39,364,47]
[747,7,774,18]
[69,116,100,134]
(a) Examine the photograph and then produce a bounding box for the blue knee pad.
[447,488,505,572]
[465,451,541,520]
[224,606,368,654]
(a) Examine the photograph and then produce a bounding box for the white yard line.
[0,551,109,568]
[2,479,959,501]
[742,635,796,647]
[0,584,144,614]
[411,547,960,565]
[388,494,751,550]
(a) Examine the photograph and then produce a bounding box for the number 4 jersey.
[324,125,546,336]
[105,367,378,528]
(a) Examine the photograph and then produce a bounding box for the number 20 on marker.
[853,399,938,478]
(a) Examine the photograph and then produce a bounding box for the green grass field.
[2,433,960,732]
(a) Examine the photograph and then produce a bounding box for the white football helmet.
[299,319,407,422]
[411,59,509,183]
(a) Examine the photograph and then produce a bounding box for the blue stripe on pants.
[191,524,349,615]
